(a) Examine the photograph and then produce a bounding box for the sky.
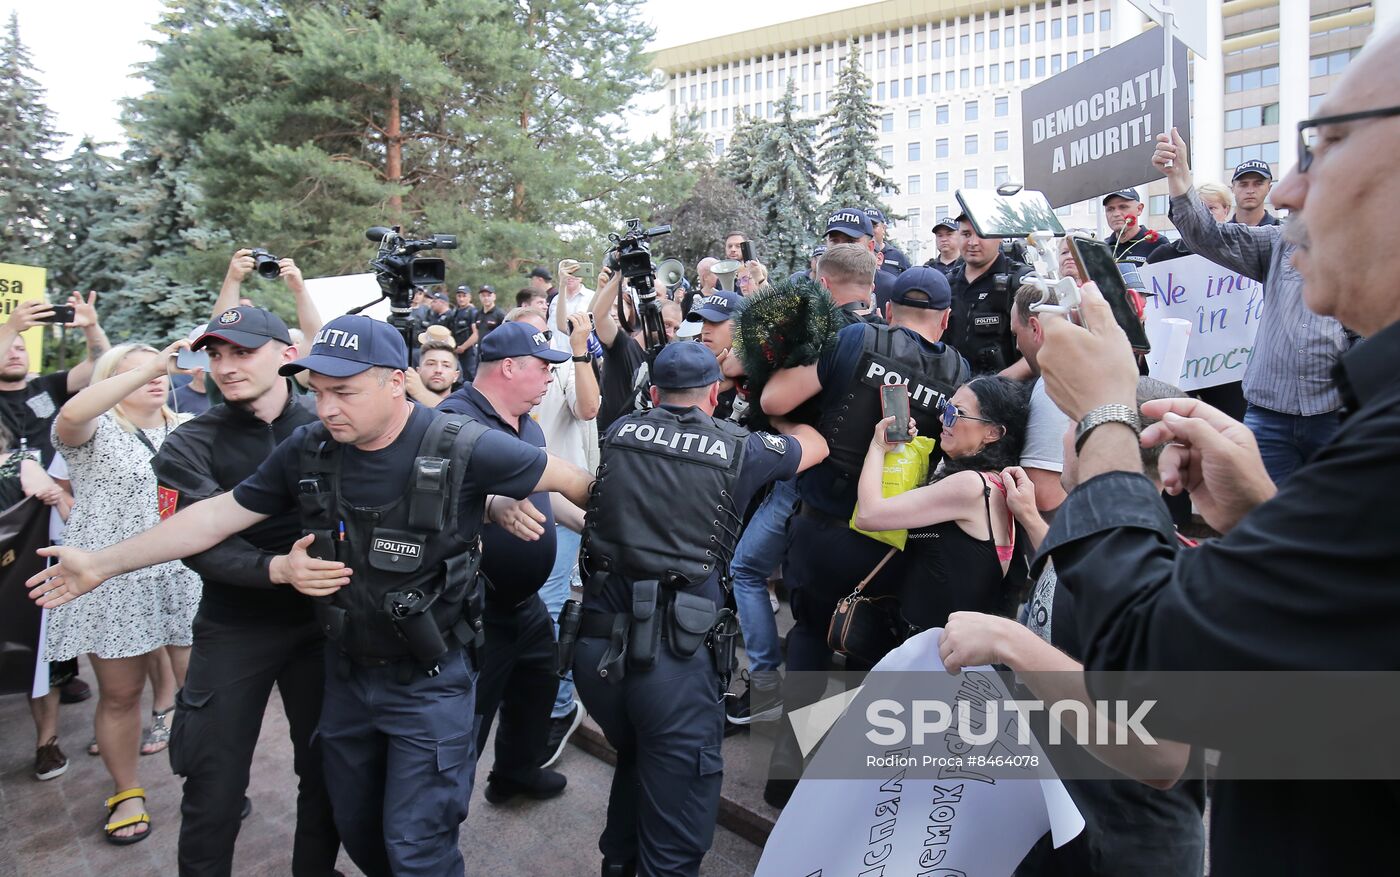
[8,0,862,155]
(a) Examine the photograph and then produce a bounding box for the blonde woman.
[45,340,201,845]
[1147,183,1233,264]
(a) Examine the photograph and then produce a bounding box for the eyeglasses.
[940,403,996,430]
[1297,105,1400,173]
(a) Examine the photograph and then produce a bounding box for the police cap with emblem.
[932,217,960,234]
[1232,159,1273,182]
[890,266,952,310]
[651,342,722,390]
[826,207,875,239]
[278,314,408,377]
[192,306,293,351]
[1102,187,1141,205]
[864,207,888,226]
[478,321,570,363]
[684,289,740,325]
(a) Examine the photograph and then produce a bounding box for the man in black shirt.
[1228,159,1281,226]
[1031,42,1400,867]
[591,269,682,431]
[474,285,507,339]
[445,290,480,381]
[1101,188,1171,268]
[151,306,339,877]
[864,208,909,276]
[946,215,1029,372]
[924,217,964,278]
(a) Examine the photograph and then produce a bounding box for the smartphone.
[176,347,210,371]
[1066,234,1153,353]
[35,304,76,324]
[880,384,912,444]
[740,240,755,263]
[955,188,1065,238]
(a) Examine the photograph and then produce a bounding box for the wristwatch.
[1074,404,1141,453]
[571,353,593,363]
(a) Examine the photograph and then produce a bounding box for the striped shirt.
[1168,189,1346,416]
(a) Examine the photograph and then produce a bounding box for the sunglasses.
[1297,105,1400,173]
[940,403,997,430]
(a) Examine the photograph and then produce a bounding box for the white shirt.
[1020,377,1072,473]
[533,360,598,473]
[546,286,595,353]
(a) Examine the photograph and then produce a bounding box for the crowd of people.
[5,21,1399,877]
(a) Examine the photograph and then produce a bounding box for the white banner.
[756,630,1083,876]
[1140,254,1265,391]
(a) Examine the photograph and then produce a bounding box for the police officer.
[475,285,507,338]
[1102,188,1172,267]
[865,208,909,276]
[151,306,340,876]
[446,290,480,381]
[946,214,1032,373]
[676,288,749,425]
[924,217,964,278]
[824,207,897,311]
[30,314,595,877]
[569,343,826,877]
[759,267,970,807]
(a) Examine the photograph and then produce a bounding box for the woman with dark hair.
[855,375,1031,632]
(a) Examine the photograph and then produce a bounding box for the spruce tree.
[749,80,820,275]
[818,42,896,214]
[49,138,124,295]
[0,13,63,264]
[725,110,771,198]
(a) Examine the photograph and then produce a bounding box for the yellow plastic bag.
[849,436,937,550]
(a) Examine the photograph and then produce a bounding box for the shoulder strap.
[980,472,1016,556]
[410,414,488,532]
[850,548,899,597]
[131,427,159,458]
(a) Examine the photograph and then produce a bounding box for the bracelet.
[1074,404,1141,453]
[485,497,497,521]
[571,353,593,363]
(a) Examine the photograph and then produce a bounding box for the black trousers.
[473,593,559,780]
[169,611,339,877]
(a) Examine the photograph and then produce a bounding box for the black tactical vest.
[951,263,1030,373]
[582,406,748,592]
[818,324,969,477]
[297,415,487,661]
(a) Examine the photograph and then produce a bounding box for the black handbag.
[826,548,905,664]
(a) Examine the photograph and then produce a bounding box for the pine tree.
[749,80,820,275]
[0,13,63,264]
[818,42,897,214]
[726,110,772,197]
[49,138,124,295]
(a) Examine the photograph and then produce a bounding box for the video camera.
[362,226,458,346]
[606,219,672,353]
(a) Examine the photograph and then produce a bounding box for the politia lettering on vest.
[859,360,951,412]
[614,422,731,460]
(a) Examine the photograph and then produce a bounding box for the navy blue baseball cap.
[864,207,889,226]
[1102,188,1141,205]
[932,217,960,233]
[1232,159,1272,181]
[652,342,722,390]
[279,314,408,377]
[193,306,292,350]
[684,289,740,324]
[826,208,874,238]
[478,321,570,363]
[890,267,952,310]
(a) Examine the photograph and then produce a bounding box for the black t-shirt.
[598,331,648,432]
[1105,226,1171,268]
[872,269,897,313]
[438,385,557,602]
[476,306,506,338]
[233,404,545,529]
[0,371,72,466]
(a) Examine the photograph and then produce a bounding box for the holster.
[667,591,718,659]
[709,608,739,685]
[556,599,583,679]
[383,589,449,676]
[628,580,661,671]
[597,614,629,684]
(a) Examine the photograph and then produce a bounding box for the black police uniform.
[925,256,964,279]
[152,385,339,876]
[946,252,1031,373]
[878,243,910,275]
[476,305,507,338]
[446,306,479,380]
[437,384,562,794]
[572,404,800,876]
[234,402,547,877]
[872,269,898,313]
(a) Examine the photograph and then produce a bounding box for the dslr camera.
[250,248,282,280]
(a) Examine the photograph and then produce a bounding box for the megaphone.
[656,259,685,289]
[712,259,742,293]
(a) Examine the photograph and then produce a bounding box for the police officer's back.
[568,343,826,877]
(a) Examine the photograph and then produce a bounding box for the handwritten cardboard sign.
[1140,254,1265,390]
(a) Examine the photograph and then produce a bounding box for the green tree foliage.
[748,80,820,275]
[654,165,763,273]
[725,110,771,195]
[0,13,62,265]
[49,138,123,296]
[818,42,896,215]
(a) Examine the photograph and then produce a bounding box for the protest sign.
[1140,254,1264,391]
[0,262,48,372]
[1021,30,1190,208]
[1124,0,1209,57]
[756,629,1083,876]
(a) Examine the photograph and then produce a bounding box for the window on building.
[996,96,1009,117]
[990,29,1000,50]
[766,71,774,88]
[908,108,922,128]
[700,82,707,99]
[905,76,912,94]
[960,68,970,88]
[1311,49,1357,77]
[965,168,979,188]
[1084,48,1095,60]
[995,165,1010,185]
[937,104,949,124]
[827,59,834,77]
[1036,57,1047,77]
[975,67,985,86]
[1224,141,1281,166]
[881,145,894,164]
[946,37,954,57]
[932,39,941,60]
[802,64,809,82]
[936,138,950,158]
[909,207,922,229]
[744,74,751,92]
[1052,19,1062,39]
[918,75,927,94]
[890,46,899,68]
[1021,59,1031,79]
[890,80,900,98]
[1055,204,1073,216]
[936,171,949,191]
[1226,65,1280,93]
[909,175,922,195]
[1036,21,1046,41]
[1005,61,1015,80]
[1149,194,1168,214]
[975,32,985,52]
[721,79,729,96]
[1051,55,1062,75]
[801,95,809,112]
[714,138,724,156]
[722,108,729,125]
[990,65,1000,84]
[936,205,950,220]
[908,141,922,161]
[995,130,1009,151]
[915,43,923,63]
[1005,26,1015,46]
[1100,10,1111,31]
[1084,12,1095,33]
[1068,16,1078,37]
[1020,24,1030,44]
[965,100,979,121]
[670,88,676,106]
[878,82,886,101]
[1068,51,1078,67]
[965,134,979,154]
[882,112,894,132]
[877,49,886,68]
[961,34,970,54]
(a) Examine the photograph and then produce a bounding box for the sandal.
[140,705,174,756]
[103,787,151,845]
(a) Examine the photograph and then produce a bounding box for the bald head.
[1274,24,1400,336]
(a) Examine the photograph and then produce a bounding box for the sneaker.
[59,677,91,704]
[540,701,586,769]
[725,673,783,726]
[483,768,567,804]
[35,737,68,781]
[769,591,780,614]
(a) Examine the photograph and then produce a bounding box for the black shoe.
[725,674,783,726]
[484,768,567,804]
[540,701,585,769]
[763,777,797,810]
[240,797,252,820]
[59,677,91,704]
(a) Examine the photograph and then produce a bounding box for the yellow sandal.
[103,787,152,846]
